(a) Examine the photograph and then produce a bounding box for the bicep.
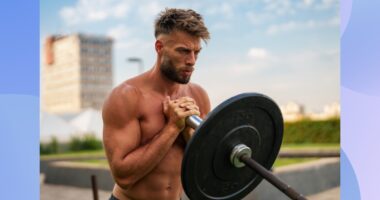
[103,118,141,165]
[102,84,142,164]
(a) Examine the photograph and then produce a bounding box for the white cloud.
[263,0,296,16]
[245,11,274,25]
[303,0,314,6]
[247,48,269,59]
[113,2,130,18]
[203,48,274,77]
[114,38,153,51]
[210,22,231,31]
[267,21,297,35]
[266,17,339,35]
[137,1,162,22]
[205,2,234,19]
[316,0,339,10]
[106,24,131,40]
[296,0,315,9]
[296,0,338,11]
[60,0,131,25]
[328,15,340,27]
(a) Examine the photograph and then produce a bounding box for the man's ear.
[155,40,163,54]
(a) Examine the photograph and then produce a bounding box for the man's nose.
[185,52,196,66]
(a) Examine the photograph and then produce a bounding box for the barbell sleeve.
[240,155,307,200]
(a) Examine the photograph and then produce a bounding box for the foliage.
[40,136,59,154]
[282,118,340,144]
[68,134,103,151]
[40,134,103,155]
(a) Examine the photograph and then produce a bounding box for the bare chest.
[137,99,165,144]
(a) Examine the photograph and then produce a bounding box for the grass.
[273,158,317,167]
[74,158,318,168]
[41,143,339,168]
[40,150,105,160]
[281,143,340,150]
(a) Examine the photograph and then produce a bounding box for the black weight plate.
[181,93,283,200]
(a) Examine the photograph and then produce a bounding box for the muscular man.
[102,8,211,200]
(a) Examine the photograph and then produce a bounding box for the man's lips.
[181,70,192,76]
[181,68,194,76]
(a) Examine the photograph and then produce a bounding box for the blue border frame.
[1,0,380,199]
[0,0,39,198]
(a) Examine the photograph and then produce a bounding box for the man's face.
[158,31,202,84]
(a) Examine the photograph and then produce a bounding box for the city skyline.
[40,0,339,112]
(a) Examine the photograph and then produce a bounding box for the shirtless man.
[102,8,211,200]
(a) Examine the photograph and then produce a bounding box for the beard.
[160,57,192,84]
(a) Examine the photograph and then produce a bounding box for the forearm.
[113,124,180,187]
[182,127,195,143]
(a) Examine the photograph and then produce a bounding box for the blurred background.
[40,0,340,199]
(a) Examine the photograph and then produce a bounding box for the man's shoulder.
[187,82,211,117]
[103,81,143,119]
[109,81,142,102]
[187,82,209,103]
[188,82,208,96]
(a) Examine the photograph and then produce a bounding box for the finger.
[174,106,190,115]
[179,102,196,108]
[179,109,201,118]
[176,96,196,104]
[181,103,198,109]
[185,105,199,111]
[171,98,184,105]
[182,97,196,103]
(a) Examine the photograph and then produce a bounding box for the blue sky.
[40,0,339,112]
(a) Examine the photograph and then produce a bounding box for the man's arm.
[102,85,185,189]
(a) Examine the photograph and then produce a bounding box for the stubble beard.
[160,57,191,84]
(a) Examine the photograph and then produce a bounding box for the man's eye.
[178,49,189,54]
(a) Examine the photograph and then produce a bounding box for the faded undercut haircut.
[154,8,210,43]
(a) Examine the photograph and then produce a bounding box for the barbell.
[182,93,307,200]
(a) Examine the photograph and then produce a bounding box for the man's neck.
[147,64,183,97]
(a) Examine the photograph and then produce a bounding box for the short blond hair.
[154,8,210,43]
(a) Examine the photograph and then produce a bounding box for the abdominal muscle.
[113,143,184,200]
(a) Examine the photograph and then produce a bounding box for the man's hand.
[163,96,200,132]
[178,98,200,142]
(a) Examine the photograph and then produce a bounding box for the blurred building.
[308,102,340,121]
[280,102,305,122]
[42,33,113,114]
[323,102,340,117]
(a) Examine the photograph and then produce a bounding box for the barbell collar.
[230,144,252,168]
